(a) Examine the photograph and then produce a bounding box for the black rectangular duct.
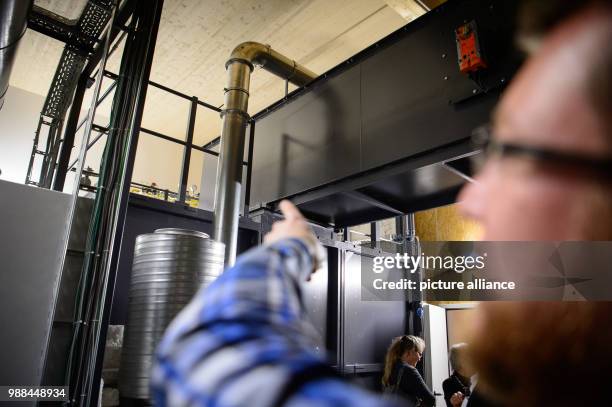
[248,0,523,226]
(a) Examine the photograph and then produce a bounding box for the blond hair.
[382,335,425,387]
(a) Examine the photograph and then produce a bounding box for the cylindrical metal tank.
[119,228,224,400]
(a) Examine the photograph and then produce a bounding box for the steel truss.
[25,0,113,188]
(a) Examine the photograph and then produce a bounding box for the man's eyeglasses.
[469,125,612,177]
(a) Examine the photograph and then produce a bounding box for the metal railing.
[68,69,249,206]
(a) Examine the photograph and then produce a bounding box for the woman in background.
[382,335,436,407]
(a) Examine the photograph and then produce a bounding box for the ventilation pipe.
[214,42,316,265]
[0,0,32,110]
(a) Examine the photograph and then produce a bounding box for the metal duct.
[0,0,32,110]
[214,42,316,265]
[119,228,224,400]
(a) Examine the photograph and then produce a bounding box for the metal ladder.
[25,115,64,187]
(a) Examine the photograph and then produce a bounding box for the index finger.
[279,200,304,221]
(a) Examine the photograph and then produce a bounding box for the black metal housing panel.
[283,140,475,227]
[343,250,407,370]
[361,0,518,170]
[249,0,522,225]
[297,192,400,227]
[251,65,362,202]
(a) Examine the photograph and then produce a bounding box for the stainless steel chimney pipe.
[0,0,32,110]
[214,42,316,265]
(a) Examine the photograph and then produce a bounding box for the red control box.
[455,21,487,73]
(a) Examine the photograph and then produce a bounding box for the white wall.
[0,86,45,183]
[0,85,109,190]
[423,303,450,406]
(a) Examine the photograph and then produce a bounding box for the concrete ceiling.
[10,0,434,190]
[11,0,431,143]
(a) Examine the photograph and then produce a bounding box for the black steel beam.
[102,70,119,80]
[193,144,220,158]
[66,125,108,171]
[243,121,256,215]
[179,97,197,202]
[196,98,223,112]
[141,126,248,164]
[344,191,404,215]
[140,126,183,144]
[105,70,222,112]
[395,215,404,241]
[28,5,94,54]
[149,79,222,112]
[370,221,380,248]
[203,136,221,150]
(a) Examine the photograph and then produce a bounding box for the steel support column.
[370,221,380,249]
[53,75,88,190]
[178,96,197,203]
[396,213,422,338]
[243,120,256,215]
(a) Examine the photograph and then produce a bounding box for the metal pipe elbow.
[227,41,269,69]
[226,41,316,87]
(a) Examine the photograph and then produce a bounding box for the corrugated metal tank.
[119,228,224,400]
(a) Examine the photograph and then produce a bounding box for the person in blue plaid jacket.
[152,200,398,407]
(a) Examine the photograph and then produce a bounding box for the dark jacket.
[390,362,436,407]
[442,372,471,407]
[442,373,498,407]
[465,385,499,407]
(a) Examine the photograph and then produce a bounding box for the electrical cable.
[67,2,161,401]
[63,5,133,404]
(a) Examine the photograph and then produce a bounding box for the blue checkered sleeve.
[151,238,396,407]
